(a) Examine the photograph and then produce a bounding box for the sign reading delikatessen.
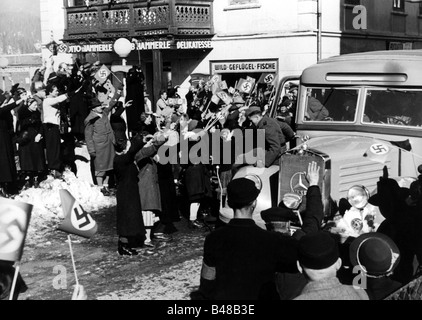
[210,60,278,74]
[61,40,213,53]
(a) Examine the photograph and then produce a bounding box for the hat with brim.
[349,232,400,277]
[245,106,262,117]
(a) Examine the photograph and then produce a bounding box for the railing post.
[152,49,163,111]
[97,5,104,38]
[168,0,177,35]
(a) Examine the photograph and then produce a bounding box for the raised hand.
[306,161,320,187]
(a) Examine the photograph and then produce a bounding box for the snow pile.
[13,169,116,246]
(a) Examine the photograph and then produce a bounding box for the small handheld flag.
[0,198,32,262]
[94,64,111,85]
[236,78,255,94]
[58,189,98,239]
[217,91,233,105]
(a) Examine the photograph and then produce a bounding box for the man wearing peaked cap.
[243,104,285,168]
[194,162,326,300]
[349,232,402,300]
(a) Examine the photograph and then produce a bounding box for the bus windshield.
[363,89,422,127]
[304,88,359,122]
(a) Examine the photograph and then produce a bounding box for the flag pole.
[9,264,20,300]
[68,235,79,287]
[111,71,123,84]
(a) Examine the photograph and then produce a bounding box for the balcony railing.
[63,0,214,41]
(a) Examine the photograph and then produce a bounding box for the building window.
[393,0,405,12]
[344,0,361,5]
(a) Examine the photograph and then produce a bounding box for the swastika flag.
[58,189,98,239]
[363,143,392,164]
[94,64,111,85]
[0,198,32,262]
[236,78,255,94]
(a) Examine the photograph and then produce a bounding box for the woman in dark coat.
[0,93,24,196]
[16,98,46,186]
[113,135,146,256]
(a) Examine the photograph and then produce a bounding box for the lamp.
[113,38,132,64]
[113,38,132,138]
[0,57,9,92]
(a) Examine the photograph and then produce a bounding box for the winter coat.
[16,106,46,172]
[256,115,284,167]
[84,108,116,172]
[0,99,18,183]
[114,136,146,237]
[135,144,161,212]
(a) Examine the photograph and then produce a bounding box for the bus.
[220,49,422,228]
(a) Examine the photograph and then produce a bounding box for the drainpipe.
[317,0,322,61]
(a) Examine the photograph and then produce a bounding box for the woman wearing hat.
[349,232,402,300]
[16,97,46,188]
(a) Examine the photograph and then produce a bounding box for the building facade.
[37,0,422,105]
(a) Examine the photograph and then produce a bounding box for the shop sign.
[210,60,278,74]
[62,39,212,53]
[176,40,212,49]
[65,43,114,53]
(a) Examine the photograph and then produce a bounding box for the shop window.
[393,0,405,12]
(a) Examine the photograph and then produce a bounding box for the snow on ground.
[13,169,116,247]
[96,257,202,300]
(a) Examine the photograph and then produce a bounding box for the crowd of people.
[2,57,422,300]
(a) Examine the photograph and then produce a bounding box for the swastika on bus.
[370,144,389,155]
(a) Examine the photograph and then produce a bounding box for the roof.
[301,49,422,87]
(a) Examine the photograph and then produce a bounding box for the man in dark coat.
[193,161,323,300]
[245,106,284,168]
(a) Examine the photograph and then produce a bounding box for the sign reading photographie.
[210,59,278,74]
